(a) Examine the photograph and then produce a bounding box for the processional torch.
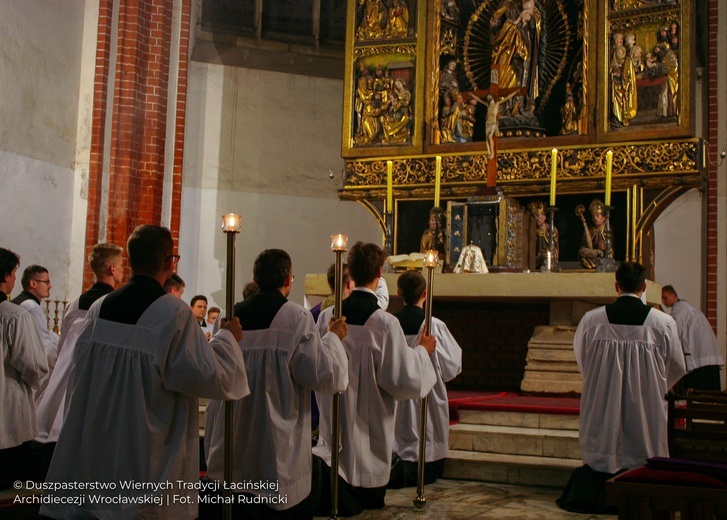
[221,213,242,520]
[414,250,439,509]
[329,234,348,520]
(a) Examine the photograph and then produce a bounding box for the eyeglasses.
[165,255,181,264]
[33,279,51,284]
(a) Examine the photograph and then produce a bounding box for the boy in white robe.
[661,285,724,391]
[0,247,48,489]
[202,248,348,520]
[41,225,248,520]
[574,262,685,475]
[32,243,124,480]
[388,270,462,488]
[314,241,437,516]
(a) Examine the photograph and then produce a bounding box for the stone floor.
[314,479,616,520]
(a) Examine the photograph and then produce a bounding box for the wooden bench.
[605,391,727,520]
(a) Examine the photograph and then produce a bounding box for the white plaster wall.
[180,62,382,307]
[0,1,86,301]
[654,189,703,307]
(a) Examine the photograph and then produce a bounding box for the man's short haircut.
[126,225,174,275]
[163,273,185,292]
[190,294,208,307]
[398,270,427,306]
[615,261,646,294]
[242,282,259,299]
[21,265,49,291]
[208,306,221,316]
[0,248,20,282]
[347,241,385,287]
[326,263,350,292]
[661,284,678,297]
[253,249,292,291]
[88,243,123,277]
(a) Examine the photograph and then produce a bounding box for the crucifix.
[468,65,524,187]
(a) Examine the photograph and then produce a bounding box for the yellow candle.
[550,148,557,206]
[434,156,442,208]
[605,149,613,206]
[386,160,393,211]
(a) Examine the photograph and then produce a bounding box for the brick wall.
[705,0,719,329]
[436,300,550,391]
[83,0,188,288]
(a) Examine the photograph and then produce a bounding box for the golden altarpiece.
[337,0,703,277]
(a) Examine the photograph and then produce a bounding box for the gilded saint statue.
[577,200,613,269]
[528,201,559,271]
[653,44,679,118]
[490,0,541,113]
[420,207,447,257]
[386,0,409,38]
[356,0,387,41]
[382,78,412,144]
[560,85,578,135]
[610,32,638,128]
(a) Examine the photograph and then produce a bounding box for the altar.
[305,272,663,395]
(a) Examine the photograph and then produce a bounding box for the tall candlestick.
[604,150,613,206]
[434,156,442,208]
[386,160,393,212]
[550,149,557,206]
[414,250,439,510]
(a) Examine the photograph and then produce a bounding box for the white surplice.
[394,317,462,462]
[205,300,347,510]
[574,304,686,474]
[670,300,725,372]
[0,300,48,449]
[18,297,59,373]
[314,299,437,488]
[41,294,248,520]
[34,297,86,443]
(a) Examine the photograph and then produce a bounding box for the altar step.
[444,408,582,488]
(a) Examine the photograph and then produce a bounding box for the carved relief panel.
[599,0,693,141]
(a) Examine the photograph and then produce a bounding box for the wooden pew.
[605,390,727,520]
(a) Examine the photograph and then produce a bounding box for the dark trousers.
[0,441,32,489]
[387,456,445,489]
[314,456,387,517]
[676,365,723,393]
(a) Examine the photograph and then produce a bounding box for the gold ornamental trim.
[354,44,417,60]
[341,139,701,199]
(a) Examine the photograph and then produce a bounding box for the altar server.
[0,247,48,489]
[574,262,685,475]
[315,241,437,516]
[388,270,462,488]
[661,285,724,391]
[202,248,348,520]
[32,243,123,478]
[11,264,59,374]
[41,225,248,520]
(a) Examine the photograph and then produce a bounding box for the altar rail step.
[445,408,581,488]
[443,450,581,488]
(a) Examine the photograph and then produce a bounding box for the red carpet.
[449,391,580,424]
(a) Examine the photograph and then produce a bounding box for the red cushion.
[614,467,727,489]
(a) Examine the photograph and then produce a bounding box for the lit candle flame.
[331,234,349,252]
[221,213,242,233]
[423,250,439,268]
